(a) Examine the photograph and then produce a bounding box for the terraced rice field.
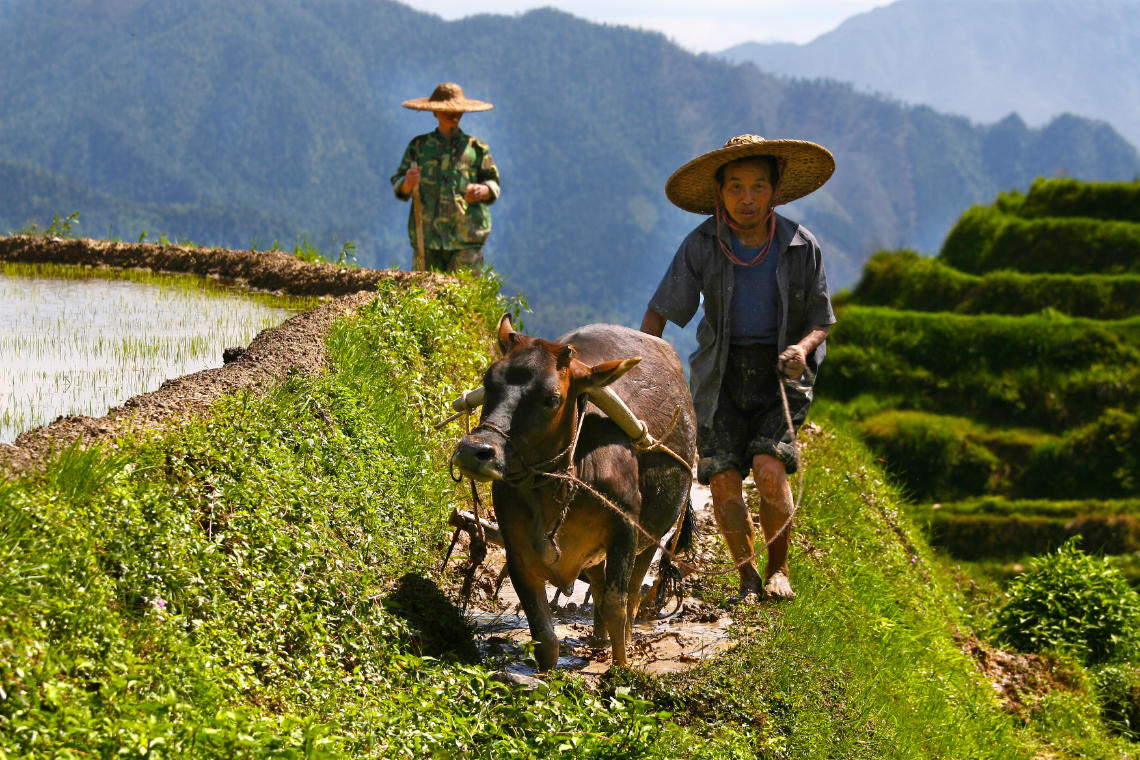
[0,263,313,442]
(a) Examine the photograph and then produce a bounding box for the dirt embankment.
[0,235,450,476]
[0,234,422,298]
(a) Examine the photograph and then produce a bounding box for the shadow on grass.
[384,572,480,664]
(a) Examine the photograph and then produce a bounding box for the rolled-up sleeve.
[477,145,501,203]
[648,234,703,328]
[391,143,415,201]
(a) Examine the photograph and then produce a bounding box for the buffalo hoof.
[764,572,796,600]
[587,628,609,647]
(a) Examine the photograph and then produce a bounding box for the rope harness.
[439,373,805,598]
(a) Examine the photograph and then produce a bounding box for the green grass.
[0,276,741,758]
[2,276,1136,757]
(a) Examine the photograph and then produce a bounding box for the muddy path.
[0,235,448,476]
[0,234,419,298]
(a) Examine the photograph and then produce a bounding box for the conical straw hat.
[402,82,493,113]
[666,134,835,214]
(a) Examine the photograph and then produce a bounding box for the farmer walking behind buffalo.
[391,82,500,272]
[640,134,837,602]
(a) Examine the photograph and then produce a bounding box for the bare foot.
[728,590,761,606]
[764,572,796,600]
[728,571,763,606]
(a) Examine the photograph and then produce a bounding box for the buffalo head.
[451,314,639,482]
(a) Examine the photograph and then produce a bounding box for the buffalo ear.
[582,356,641,389]
[497,313,520,355]
[557,344,576,369]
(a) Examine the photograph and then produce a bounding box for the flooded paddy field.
[0,262,316,442]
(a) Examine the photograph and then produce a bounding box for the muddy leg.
[506,554,559,670]
[602,522,637,667]
[709,469,763,599]
[751,453,796,600]
[583,565,608,646]
[628,545,657,622]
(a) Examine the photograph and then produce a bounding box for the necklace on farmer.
[716,200,777,267]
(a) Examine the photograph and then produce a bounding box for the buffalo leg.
[582,565,609,646]
[627,545,657,623]
[505,554,559,670]
[602,520,637,667]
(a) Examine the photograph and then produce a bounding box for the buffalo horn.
[450,386,485,413]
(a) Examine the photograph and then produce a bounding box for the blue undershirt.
[728,230,780,346]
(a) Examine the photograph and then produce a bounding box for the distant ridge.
[720,0,1140,151]
[0,0,1137,337]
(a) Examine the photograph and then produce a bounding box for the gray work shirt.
[647,213,837,428]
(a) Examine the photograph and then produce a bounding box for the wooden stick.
[410,160,426,271]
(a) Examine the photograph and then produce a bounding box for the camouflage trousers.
[422,248,484,273]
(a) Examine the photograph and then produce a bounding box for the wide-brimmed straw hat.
[666,134,835,214]
[402,82,493,113]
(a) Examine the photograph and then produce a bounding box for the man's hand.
[402,162,421,193]
[465,183,490,203]
[777,344,807,378]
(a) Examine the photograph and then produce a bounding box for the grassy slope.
[1,277,1132,758]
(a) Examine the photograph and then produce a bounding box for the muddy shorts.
[424,248,483,273]
[696,344,813,484]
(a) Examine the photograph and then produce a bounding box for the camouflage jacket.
[391,128,501,252]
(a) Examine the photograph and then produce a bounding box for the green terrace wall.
[939,207,1140,275]
[818,306,1140,429]
[925,498,1140,560]
[996,178,1140,223]
[854,407,1138,502]
[833,176,1140,582]
[847,250,1140,320]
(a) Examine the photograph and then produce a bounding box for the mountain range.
[0,0,1137,337]
[721,0,1140,151]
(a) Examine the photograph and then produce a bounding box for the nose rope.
[471,410,582,489]
[468,400,590,568]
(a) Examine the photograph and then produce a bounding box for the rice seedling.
[0,263,318,442]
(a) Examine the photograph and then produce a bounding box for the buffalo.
[451,315,696,669]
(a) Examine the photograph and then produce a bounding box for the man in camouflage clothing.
[392,82,500,272]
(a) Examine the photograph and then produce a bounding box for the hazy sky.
[399,0,895,51]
